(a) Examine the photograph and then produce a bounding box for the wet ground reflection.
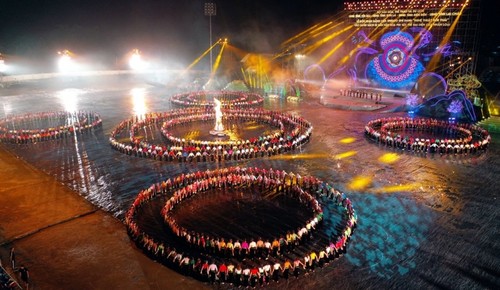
[1,77,499,289]
[346,193,435,278]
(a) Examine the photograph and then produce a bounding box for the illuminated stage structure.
[342,0,480,92]
[281,0,486,121]
[277,0,481,100]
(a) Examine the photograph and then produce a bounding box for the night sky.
[0,0,497,72]
[0,1,342,65]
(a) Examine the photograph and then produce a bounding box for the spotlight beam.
[210,40,227,78]
[426,2,467,72]
[184,40,221,73]
[303,22,347,55]
[318,25,356,64]
[282,23,322,47]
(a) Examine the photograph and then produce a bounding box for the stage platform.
[318,93,406,112]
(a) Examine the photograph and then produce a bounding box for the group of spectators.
[340,89,383,102]
[0,266,17,289]
[124,166,356,286]
[0,111,102,143]
[109,108,313,162]
[170,91,264,108]
[365,117,491,154]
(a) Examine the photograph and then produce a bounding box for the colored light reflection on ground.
[183,130,201,140]
[340,137,356,144]
[346,193,435,278]
[334,150,358,159]
[378,152,401,164]
[131,87,148,119]
[170,121,276,143]
[370,183,423,193]
[348,175,372,191]
[57,88,82,113]
[270,153,329,160]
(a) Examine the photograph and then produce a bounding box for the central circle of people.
[365,117,491,154]
[170,91,264,108]
[125,167,357,287]
[0,111,102,143]
[109,108,313,162]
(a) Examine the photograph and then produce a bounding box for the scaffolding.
[443,0,481,78]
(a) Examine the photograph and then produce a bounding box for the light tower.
[204,2,216,73]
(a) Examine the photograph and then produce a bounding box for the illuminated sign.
[348,9,461,27]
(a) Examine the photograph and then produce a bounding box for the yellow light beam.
[334,20,389,68]
[225,44,250,60]
[370,183,422,193]
[426,1,452,32]
[184,40,221,72]
[304,21,344,43]
[282,23,321,46]
[319,25,357,64]
[426,2,467,71]
[309,22,345,44]
[407,1,451,52]
[339,137,356,144]
[303,22,347,54]
[270,153,330,160]
[210,41,227,78]
[378,153,400,164]
[421,57,472,94]
[281,23,349,60]
[443,57,472,80]
[333,150,357,160]
[241,67,249,85]
[304,23,351,55]
[281,9,350,47]
[347,175,372,191]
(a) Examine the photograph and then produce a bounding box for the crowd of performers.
[340,89,383,102]
[365,117,491,154]
[170,91,264,108]
[124,167,356,286]
[0,111,102,143]
[109,108,313,162]
[161,171,324,255]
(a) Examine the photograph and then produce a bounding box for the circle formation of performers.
[161,172,324,254]
[0,111,102,144]
[365,117,491,155]
[125,167,356,286]
[109,108,313,162]
[170,91,264,108]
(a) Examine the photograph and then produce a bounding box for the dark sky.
[0,1,343,61]
[0,0,497,71]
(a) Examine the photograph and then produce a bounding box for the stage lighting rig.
[129,49,147,71]
[57,50,76,73]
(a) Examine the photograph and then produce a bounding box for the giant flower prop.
[366,29,425,90]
